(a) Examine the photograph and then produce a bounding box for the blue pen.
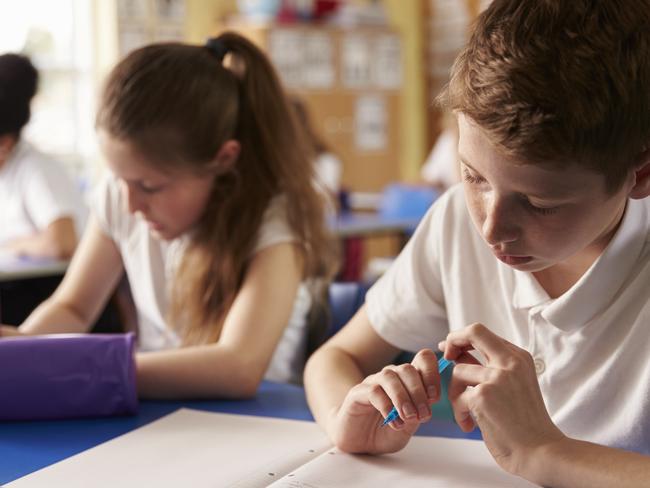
[381,356,454,427]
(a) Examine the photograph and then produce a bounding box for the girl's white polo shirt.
[93,176,311,384]
[366,184,650,454]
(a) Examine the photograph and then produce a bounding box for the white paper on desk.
[7,408,331,488]
[268,435,538,488]
[0,248,17,265]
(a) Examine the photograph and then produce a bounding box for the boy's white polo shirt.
[366,184,650,454]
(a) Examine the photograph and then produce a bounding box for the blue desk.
[331,213,420,238]
[0,381,480,484]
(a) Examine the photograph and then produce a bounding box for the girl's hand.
[329,349,442,454]
[0,325,26,337]
[440,323,565,477]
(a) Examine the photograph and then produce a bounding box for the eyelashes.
[462,168,484,185]
[462,168,559,216]
[523,200,559,215]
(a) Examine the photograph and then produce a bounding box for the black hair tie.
[205,38,228,62]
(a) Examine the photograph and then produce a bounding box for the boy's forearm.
[527,437,650,488]
[304,345,364,437]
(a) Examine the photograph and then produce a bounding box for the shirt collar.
[511,266,551,309]
[1,139,27,174]
[511,198,648,331]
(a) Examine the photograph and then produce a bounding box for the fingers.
[361,349,440,429]
[363,380,405,430]
[384,363,431,422]
[440,323,515,367]
[446,362,493,432]
[451,386,478,432]
[411,349,441,402]
[437,343,482,366]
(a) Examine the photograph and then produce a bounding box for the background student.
[420,111,460,194]
[1,32,336,397]
[304,1,650,486]
[290,95,343,212]
[0,53,85,260]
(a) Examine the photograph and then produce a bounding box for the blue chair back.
[327,282,368,338]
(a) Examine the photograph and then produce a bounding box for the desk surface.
[331,213,420,238]
[0,381,480,484]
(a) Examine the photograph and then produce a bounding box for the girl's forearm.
[19,298,90,334]
[135,344,271,399]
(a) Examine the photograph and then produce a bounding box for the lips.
[145,219,164,231]
[494,252,533,266]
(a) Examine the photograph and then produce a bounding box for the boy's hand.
[440,323,566,478]
[330,349,442,454]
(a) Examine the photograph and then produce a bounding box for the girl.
[2,32,336,398]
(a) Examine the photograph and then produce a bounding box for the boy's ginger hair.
[440,0,650,191]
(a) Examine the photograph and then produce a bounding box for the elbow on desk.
[49,240,76,260]
[42,217,79,260]
[49,230,78,260]
[223,360,266,399]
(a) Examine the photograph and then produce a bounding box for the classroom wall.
[184,0,429,184]
[383,0,427,182]
[185,0,237,44]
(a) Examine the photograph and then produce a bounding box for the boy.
[304,1,650,486]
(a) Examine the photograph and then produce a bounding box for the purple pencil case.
[0,333,138,420]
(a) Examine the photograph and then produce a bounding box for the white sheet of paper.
[8,408,538,488]
[268,436,538,488]
[0,248,17,266]
[7,409,331,488]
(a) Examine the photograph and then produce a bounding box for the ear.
[212,139,241,174]
[629,155,650,199]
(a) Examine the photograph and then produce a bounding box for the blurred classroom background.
[0,0,490,287]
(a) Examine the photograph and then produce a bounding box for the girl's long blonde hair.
[97,32,337,344]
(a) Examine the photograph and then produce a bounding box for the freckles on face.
[457,114,629,272]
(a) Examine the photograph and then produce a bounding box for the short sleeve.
[250,195,297,255]
[365,191,454,352]
[22,155,85,233]
[90,175,125,241]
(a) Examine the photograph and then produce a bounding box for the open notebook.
[8,408,537,487]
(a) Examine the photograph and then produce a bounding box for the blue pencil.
[381,357,454,426]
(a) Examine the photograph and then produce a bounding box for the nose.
[481,195,519,247]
